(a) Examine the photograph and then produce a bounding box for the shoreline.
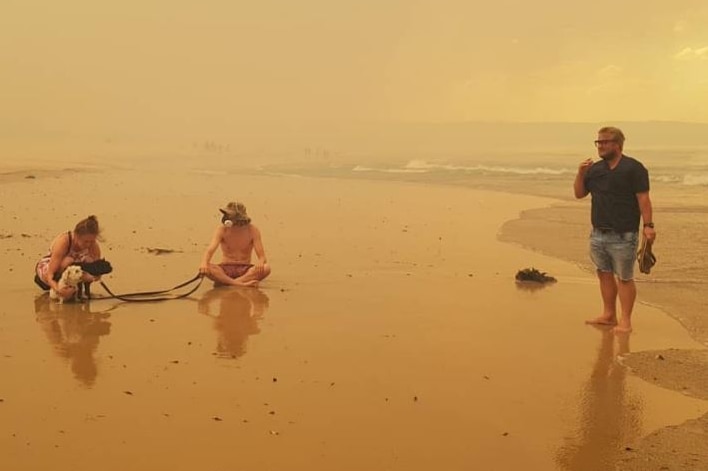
[254,164,708,347]
[497,196,708,348]
[496,191,708,470]
[499,205,708,346]
[5,164,706,347]
[247,164,708,347]
[247,166,708,468]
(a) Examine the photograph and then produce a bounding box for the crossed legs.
[206,263,271,288]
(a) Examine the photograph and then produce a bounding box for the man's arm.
[574,158,593,199]
[45,234,69,289]
[636,191,656,242]
[45,234,76,299]
[200,226,224,273]
[197,288,219,316]
[251,225,268,265]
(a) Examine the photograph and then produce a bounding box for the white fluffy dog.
[49,265,83,303]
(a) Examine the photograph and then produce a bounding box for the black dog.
[72,259,113,300]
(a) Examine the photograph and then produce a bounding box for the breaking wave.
[682,174,708,186]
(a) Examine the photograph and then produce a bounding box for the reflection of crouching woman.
[34,215,103,301]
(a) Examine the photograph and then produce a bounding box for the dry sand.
[1,163,707,470]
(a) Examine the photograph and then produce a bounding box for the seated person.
[199,202,271,287]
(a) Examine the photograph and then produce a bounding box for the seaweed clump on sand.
[515,268,557,284]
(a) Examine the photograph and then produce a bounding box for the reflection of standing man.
[574,127,656,333]
[197,288,269,359]
[555,330,639,471]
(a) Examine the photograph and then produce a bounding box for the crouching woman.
[34,215,103,300]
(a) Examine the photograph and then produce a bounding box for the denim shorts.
[589,229,638,281]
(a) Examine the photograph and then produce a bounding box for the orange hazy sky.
[2,0,707,144]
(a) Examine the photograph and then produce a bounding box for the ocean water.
[349,148,708,189]
[249,145,708,207]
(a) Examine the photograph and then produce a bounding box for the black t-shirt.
[583,155,649,233]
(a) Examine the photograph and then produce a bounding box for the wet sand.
[498,184,708,469]
[1,165,707,470]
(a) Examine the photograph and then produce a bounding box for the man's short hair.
[598,126,626,147]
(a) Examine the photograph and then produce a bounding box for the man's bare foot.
[585,316,618,326]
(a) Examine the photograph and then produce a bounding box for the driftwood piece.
[146,247,181,255]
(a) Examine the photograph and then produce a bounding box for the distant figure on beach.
[199,202,271,287]
[573,127,656,333]
[34,215,104,301]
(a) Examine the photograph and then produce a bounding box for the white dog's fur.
[49,265,83,303]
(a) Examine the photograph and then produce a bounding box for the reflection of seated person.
[197,288,269,359]
[34,293,112,387]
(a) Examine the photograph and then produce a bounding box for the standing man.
[574,127,656,333]
[199,202,271,287]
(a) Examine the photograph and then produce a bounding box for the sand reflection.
[555,330,642,471]
[197,288,269,359]
[33,294,113,387]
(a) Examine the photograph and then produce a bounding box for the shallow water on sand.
[254,147,708,344]
[1,169,706,471]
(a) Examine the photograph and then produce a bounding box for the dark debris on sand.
[515,267,557,284]
[145,247,183,255]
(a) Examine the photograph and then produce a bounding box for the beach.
[1,155,707,471]
[5,0,708,467]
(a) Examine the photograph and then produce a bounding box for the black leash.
[98,273,205,302]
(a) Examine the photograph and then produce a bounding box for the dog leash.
[98,273,205,302]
